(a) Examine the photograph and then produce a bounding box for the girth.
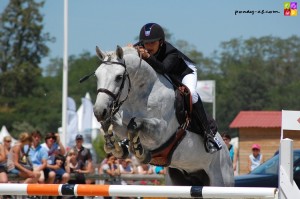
[149,127,186,167]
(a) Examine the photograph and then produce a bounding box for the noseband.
[97,60,131,121]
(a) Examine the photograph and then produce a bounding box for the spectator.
[0,143,8,183]
[0,136,12,183]
[221,133,238,173]
[137,164,153,185]
[152,166,166,185]
[119,158,135,174]
[3,136,12,154]
[248,144,264,172]
[153,166,166,175]
[101,154,120,183]
[73,135,93,171]
[137,163,153,175]
[41,132,66,183]
[52,154,70,184]
[27,130,48,183]
[65,148,88,184]
[119,158,135,185]
[101,154,120,199]
[72,134,93,184]
[7,132,40,183]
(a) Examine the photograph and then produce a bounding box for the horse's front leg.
[127,117,167,164]
[102,124,129,159]
[127,118,151,164]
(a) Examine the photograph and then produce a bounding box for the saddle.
[170,76,193,125]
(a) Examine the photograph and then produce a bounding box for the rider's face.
[144,41,160,55]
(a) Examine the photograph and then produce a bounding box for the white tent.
[77,92,100,132]
[77,92,101,144]
[62,93,101,148]
[0,125,18,145]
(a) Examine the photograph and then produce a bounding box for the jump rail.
[0,184,277,198]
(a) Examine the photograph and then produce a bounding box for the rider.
[135,23,222,154]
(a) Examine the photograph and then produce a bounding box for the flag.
[66,97,78,147]
[77,93,94,148]
[67,97,76,112]
[196,80,215,103]
[281,110,300,131]
[80,97,93,132]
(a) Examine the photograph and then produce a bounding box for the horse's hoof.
[113,144,129,159]
[104,144,114,153]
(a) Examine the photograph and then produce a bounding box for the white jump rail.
[0,184,277,198]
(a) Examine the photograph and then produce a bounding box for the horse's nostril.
[102,109,107,118]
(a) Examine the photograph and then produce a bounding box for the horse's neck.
[121,54,158,114]
[118,51,179,149]
[125,54,157,94]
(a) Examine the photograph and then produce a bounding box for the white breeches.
[182,60,198,104]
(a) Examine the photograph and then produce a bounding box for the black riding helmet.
[139,23,165,43]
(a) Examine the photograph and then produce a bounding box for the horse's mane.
[105,46,138,58]
[122,46,139,56]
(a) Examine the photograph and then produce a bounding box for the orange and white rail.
[0,184,277,198]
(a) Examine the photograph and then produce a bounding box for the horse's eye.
[115,75,123,82]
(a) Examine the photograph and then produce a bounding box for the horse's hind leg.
[206,142,234,186]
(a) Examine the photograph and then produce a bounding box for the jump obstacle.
[0,139,299,198]
[0,113,297,198]
[0,138,293,199]
[0,184,277,198]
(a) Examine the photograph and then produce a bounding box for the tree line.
[1,0,300,140]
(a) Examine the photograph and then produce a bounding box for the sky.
[0,0,299,68]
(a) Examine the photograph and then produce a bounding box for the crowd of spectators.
[0,131,166,189]
[0,131,96,184]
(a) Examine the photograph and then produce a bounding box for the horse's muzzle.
[93,107,108,122]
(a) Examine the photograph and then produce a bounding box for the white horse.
[92,45,234,187]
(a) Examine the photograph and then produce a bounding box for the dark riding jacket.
[144,41,218,134]
[144,42,194,81]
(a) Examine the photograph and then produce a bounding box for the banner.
[80,97,93,132]
[281,110,300,131]
[281,110,300,140]
[196,80,215,103]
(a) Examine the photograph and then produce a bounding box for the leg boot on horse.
[192,95,222,154]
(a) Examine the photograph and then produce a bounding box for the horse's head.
[93,46,131,123]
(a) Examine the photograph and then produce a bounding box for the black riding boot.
[192,96,222,154]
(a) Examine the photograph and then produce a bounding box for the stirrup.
[204,134,222,154]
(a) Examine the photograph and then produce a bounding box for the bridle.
[79,49,143,126]
[97,60,131,123]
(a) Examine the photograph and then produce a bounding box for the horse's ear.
[116,45,124,59]
[96,46,106,60]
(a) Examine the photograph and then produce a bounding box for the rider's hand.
[136,46,150,59]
